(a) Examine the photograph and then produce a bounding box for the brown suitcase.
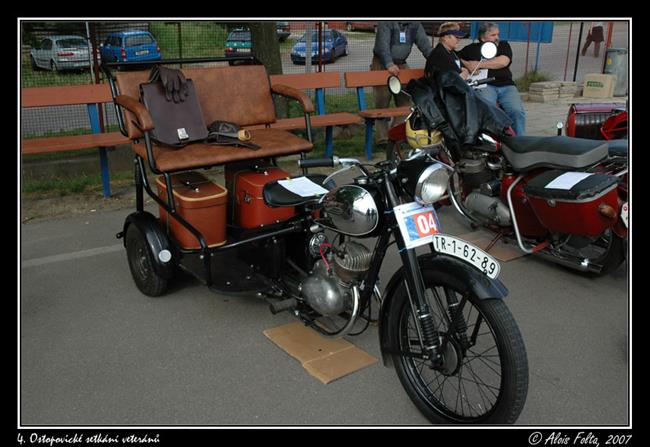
[156,171,227,249]
[230,167,296,228]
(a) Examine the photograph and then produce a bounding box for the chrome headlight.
[414,163,450,205]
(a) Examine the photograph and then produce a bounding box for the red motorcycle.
[387,65,628,275]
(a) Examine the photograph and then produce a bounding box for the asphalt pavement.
[19,190,630,427]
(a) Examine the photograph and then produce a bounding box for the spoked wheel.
[389,269,528,424]
[125,224,169,297]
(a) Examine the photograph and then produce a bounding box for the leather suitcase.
[156,171,227,249]
[231,167,296,228]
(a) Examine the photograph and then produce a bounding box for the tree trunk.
[250,22,288,118]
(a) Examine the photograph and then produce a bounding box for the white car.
[30,35,93,72]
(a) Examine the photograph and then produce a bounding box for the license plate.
[621,202,628,228]
[432,234,501,279]
[238,48,251,53]
[135,50,149,56]
[394,202,441,250]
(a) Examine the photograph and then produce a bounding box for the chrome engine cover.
[300,260,348,316]
[301,242,372,317]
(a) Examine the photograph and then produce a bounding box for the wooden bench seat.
[268,71,362,156]
[22,132,129,155]
[344,68,424,159]
[21,84,126,196]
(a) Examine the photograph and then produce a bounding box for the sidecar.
[565,102,626,139]
[103,57,326,298]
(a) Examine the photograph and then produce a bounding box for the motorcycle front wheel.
[388,268,528,424]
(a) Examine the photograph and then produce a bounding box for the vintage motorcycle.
[387,42,628,276]
[105,56,529,423]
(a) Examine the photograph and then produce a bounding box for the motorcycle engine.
[300,241,372,317]
[459,153,511,227]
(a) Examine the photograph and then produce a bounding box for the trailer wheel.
[125,224,168,297]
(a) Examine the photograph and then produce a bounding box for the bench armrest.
[115,94,155,132]
[271,84,315,114]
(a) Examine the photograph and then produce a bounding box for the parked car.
[290,29,348,64]
[276,22,291,41]
[99,31,161,64]
[224,28,253,59]
[30,35,92,72]
[345,21,377,32]
[421,21,471,37]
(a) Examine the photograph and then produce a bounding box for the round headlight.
[415,163,450,205]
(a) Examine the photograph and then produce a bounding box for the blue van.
[100,31,162,63]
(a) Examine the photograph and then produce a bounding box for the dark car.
[421,21,471,37]
[276,22,291,41]
[290,29,348,64]
[224,29,253,59]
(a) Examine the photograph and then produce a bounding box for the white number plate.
[238,48,251,53]
[393,202,441,250]
[432,234,501,279]
[135,50,149,56]
[621,202,628,228]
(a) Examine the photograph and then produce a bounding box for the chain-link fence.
[21,19,630,141]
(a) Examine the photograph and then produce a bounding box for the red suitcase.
[230,167,296,228]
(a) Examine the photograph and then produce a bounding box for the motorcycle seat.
[607,139,628,157]
[263,174,330,207]
[501,135,609,172]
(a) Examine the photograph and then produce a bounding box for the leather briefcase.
[139,79,208,148]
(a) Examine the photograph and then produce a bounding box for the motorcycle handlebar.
[469,77,496,87]
[298,157,336,168]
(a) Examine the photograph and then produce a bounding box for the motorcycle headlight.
[414,163,450,205]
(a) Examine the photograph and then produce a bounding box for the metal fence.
[20,20,630,140]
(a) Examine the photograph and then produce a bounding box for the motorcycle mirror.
[387,75,402,95]
[480,41,498,59]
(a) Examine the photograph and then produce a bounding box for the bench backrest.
[115,64,276,140]
[269,71,340,90]
[343,68,424,88]
[21,84,114,108]
[270,71,341,115]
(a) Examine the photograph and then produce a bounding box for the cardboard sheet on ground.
[457,230,526,262]
[263,321,378,384]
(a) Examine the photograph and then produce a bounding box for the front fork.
[383,173,448,366]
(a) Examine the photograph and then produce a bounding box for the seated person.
[457,22,526,136]
[424,22,469,80]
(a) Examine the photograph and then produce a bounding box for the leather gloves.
[149,65,189,103]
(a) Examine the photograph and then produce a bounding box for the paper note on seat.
[545,172,593,190]
[278,177,329,197]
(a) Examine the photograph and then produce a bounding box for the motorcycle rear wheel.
[389,269,528,424]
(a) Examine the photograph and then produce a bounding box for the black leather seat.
[263,174,330,207]
[501,135,609,172]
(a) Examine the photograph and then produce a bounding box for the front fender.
[378,253,509,368]
[121,211,175,279]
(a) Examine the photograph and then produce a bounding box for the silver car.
[30,35,92,72]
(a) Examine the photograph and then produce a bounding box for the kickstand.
[485,231,505,253]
